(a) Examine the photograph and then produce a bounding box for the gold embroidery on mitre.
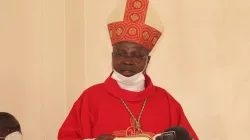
[129,28,137,35]
[133,1,142,9]
[116,28,123,36]
[143,32,149,40]
[108,0,163,52]
[109,30,113,39]
[130,14,139,21]
[152,37,158,45]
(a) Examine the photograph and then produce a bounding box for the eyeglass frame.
[112,52,149,63]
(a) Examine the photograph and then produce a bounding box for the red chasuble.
[58,74,199,140]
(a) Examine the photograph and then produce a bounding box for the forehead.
[113,41,149,53]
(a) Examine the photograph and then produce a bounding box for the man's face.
[112,41,150,77]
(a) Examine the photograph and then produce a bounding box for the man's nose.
[123,56,134,65]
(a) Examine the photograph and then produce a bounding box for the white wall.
[0,0,250,140]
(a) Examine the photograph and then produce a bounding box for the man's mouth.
[120,70,135,76]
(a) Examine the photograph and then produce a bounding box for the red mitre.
[107,0,164,52]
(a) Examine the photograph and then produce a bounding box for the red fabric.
[107,0,162,51]
[123,0,149,23]
[108,22,161,52]
[58,74,199,140]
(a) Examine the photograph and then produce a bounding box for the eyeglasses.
[112,52,148,63]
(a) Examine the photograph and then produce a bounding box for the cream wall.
[0,0,68,139]
[0,0,250,140]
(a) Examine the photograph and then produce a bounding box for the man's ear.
[147,56,151,64]
[143,56,151,74]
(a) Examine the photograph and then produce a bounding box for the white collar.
[111,70,145,92]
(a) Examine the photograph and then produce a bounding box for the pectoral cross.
[136,121,141,133]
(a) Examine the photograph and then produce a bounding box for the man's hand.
[96,134,115,140]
